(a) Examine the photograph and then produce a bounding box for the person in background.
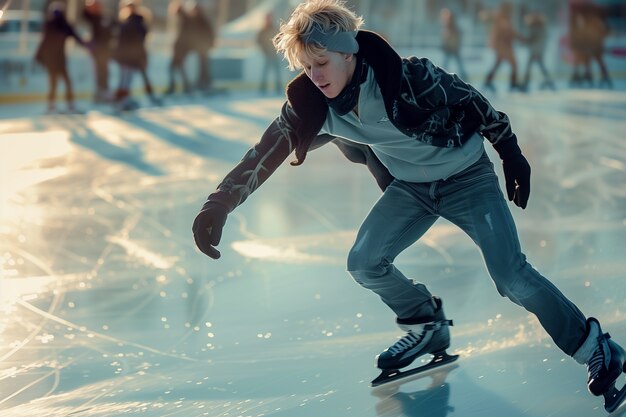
[189,2,216,94]
[439,8,467,80]
[83,0,116,103]
[257,12,283,94]
[481,2,522,92]
[568,3,612,89]
[165,0,195,95]
[111,0,161,110]
[35,1,87,113]
[520,11,555,92]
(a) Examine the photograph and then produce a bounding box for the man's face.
[300,51,356,99]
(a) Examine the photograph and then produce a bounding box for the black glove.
[502,154,531,209]
[192,202,228,259]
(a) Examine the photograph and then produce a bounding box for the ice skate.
[580,318,626,413]
[371,298,458,387]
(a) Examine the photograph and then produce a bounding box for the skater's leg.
[438,151,588,356]
[259,57,270,93]
[594,54,613,88]
[140,68,154,97]
[180,61,191,93]
[454,52,468,80]
[272,56,283,93]
[347,180,439,321]
[521,54,535,90]
[60,68,75,111]
[165,60,177,94]
[114,66,133,104]
[94,51,109,100]
[46,70,57,112]
[506,53,519,90]
[484,57,502,89]
[442,52,451,72]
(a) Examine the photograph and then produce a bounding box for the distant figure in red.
[83,0,116,103]
[439,8,467,80]
[34,1,86,113]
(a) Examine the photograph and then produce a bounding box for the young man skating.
[192,0,625,410]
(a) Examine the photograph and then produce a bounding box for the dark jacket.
[207,31,521,212]
[113,13,148,70]
[34,11,83,72]
[83,9,115,57]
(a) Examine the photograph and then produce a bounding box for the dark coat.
[113,13,148,70]
[170,9,193,66]
[207,31,521,212]
[189,9,215,53]
[34,11,83,72]
[83,10,115,58]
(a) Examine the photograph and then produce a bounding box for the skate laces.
[388,322,441,356]
[388,330,423,356]
[588,333,611,380]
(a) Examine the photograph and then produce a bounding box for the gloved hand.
[192,202,228,259]
[502,154,531,209]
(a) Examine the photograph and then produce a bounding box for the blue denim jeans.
[347,151,587,356]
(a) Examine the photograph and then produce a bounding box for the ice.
[1,88,625,417]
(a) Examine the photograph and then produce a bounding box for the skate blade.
[604,383,626,414]
[371,351,459,387]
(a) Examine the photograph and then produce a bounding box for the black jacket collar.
[286,30,402,164]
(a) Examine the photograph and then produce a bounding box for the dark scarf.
[326,55,369,116]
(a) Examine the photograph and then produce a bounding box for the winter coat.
[525,19,548,56]
[113,13,148,70]
[207,31,521,212]
[171,8,196,66]
[34,12,83,72]
[189,10,215,53]
[441,22,461,54]
[486,11,519,60]
[83,9,115,58]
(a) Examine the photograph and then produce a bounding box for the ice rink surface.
[1,85,626,417]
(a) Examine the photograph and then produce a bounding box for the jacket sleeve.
[403,56,520,158]
[206,102,301,212]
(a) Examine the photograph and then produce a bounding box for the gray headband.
[302,25,359,54]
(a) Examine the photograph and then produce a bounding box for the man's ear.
[343,53,354,62]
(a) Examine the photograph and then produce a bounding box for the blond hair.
[273,0,364,70]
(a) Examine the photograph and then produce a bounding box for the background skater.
[34,1,87,113]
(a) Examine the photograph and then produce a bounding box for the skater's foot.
[598,77,613,89]
[577,318,626,396]
[66,104,85,114]
[377,297,452,370]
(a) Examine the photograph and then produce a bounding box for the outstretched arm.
[192,104,299,258]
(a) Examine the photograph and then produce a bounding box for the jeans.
[347,151,587,356]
